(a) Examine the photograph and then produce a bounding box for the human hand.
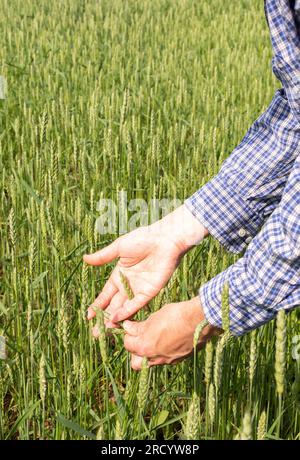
[84,205,208,327]
[121,297,221,370]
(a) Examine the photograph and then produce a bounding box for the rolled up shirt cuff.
[199,264,276,336]
[184,173,265,254]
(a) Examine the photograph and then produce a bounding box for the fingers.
[88,271,120,321]
[124,333,141,354]
[130,354,164,370]
[87,281,117,319]
[123,320,143,354]
[123,320,141,336]
[93,282,118,308]
[83,240,119,266]
[111,293,150,322]
[131,354,143,371]
[123,320,146,354]
[92,324,100,338]
[87,306,96,320]
[105,292,127,328]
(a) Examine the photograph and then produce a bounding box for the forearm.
[185,0,300,254]
[185,89,300,254]
[200,156,300,336]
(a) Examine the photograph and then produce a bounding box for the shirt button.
[238,228,247,238]
[245,236,252,245]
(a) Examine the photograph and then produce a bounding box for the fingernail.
[123,320,131,332]
[87,308,95,320]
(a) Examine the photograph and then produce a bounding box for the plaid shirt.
[185,0,300,336]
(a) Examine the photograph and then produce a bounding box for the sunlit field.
[0,0,299,440]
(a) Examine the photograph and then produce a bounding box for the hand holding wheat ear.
[91,271,132,337]
[84,205,208,325]
[122,297,220,369]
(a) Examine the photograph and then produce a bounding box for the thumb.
[83,240,119,266]
[123,320,142,336]
[111,293,149,322]
[131,354,144,371]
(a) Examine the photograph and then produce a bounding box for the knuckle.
[124,303,134,315]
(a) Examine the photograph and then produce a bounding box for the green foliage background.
[0,0,299,439]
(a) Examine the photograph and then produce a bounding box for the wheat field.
[0,0,299,440]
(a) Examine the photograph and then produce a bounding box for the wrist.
[185,296,221,341]
[155,205,209,254]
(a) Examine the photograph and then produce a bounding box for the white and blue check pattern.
[185,0,300,336]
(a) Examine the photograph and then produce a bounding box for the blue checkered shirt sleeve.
[185,0,300,335]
